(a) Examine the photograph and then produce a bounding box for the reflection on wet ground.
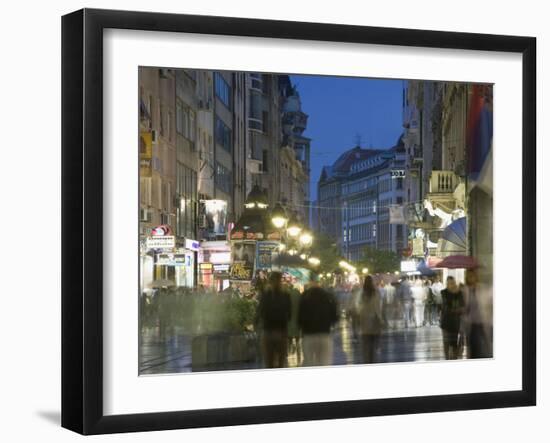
[140,315,464,375]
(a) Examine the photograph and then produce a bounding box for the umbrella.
[438,217,467,256]
[437,255,479,269]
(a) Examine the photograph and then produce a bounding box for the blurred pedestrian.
[400,278,415,328]
[359,275,384,363]
[256,272,291,368]
[463,268,493,359]
[440,276,465,359]
[287,285,302,364]
[298,274,338,367]
[431,276,444,325]
[350,283,362,341]
[412,277,427,327]
[423,279,435,326]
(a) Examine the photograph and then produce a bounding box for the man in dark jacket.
[257,272,291,368]
[298,275,338,367]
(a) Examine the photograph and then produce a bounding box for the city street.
[139,316,451,375]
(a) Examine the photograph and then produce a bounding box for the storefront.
[198,241,232,291]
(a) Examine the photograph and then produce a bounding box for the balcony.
[426,170,465,214]
[429,170,458,193]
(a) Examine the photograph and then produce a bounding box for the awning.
[437,255,479,269]
[437,216,467,257]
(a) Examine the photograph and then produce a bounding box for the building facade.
[139,67,311,291]
[317,145,407,260]
[402,80,493,283]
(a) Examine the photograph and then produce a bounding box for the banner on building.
[201,200,228,237]
[412,237,424,256]
[389,205,407,224]
[140,131,153,177]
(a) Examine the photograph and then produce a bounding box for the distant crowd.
[256,270,493,368]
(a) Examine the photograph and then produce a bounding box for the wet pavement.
[140,315,462,375]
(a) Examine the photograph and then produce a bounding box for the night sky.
[290,75,404,201]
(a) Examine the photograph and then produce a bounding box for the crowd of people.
[255,269,493,369]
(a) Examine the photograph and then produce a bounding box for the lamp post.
[286,213,302,238]
[271,202,288,229]
[298,230,313,248]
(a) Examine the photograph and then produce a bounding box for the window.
[262,150,269,172]
[176,101,195,142]
[214,72,231,109]
[176,163,198,239]
[215,162,232,194]
[262,111,269,135]
[215,117,232,152]
[176,102,183,135]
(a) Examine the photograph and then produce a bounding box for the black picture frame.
[62,8,536,435]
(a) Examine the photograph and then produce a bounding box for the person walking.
[359,275,384,364]
[349,284,362,341]
[298,274,338,367]
[440,276,465,359]
[431,275,444,325]
[412,277,426,327]
[423,279,435,326]
[399,278,415,328]
[287,285,302,364]
[256,272,291,368]
[463,268,493,359]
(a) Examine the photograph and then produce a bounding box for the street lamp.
[299,230,313,247]
[308,257,320,266]
[271,203,288,229]
[244,185,268,210]
[287,214,302,238]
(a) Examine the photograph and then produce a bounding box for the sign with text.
[146,235,175,249]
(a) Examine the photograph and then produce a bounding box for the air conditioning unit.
[151,130,158,144]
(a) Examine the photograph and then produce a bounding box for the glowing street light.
[244,185,268,210]
[308,257,320,266]
[286,214,302,237]
[271,203,288,229]
[299,231,313,247]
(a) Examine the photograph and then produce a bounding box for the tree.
[309,232,342,274]
[358,246,400,274]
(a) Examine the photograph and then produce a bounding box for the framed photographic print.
[61,8,536,435]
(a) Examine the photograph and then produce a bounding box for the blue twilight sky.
[290,75,404,201]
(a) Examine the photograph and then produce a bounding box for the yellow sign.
[140,132,152,177]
